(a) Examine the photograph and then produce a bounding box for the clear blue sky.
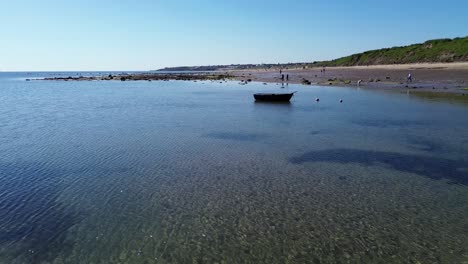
[1,0,467,71]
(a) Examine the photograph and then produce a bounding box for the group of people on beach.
[279,69,289,82]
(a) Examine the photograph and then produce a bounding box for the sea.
[0,72,467,263]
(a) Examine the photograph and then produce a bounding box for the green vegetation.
[312,37,468,67]
[157,37,468,71]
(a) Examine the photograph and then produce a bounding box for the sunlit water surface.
[0,72,467,263]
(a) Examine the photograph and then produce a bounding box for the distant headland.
[157,37,468,72]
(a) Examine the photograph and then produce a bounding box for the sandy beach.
[228,62,468,95]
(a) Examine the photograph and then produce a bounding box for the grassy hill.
[157,37,468,71]
[312,37,468,67]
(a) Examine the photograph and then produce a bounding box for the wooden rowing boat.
[253,92,296,102]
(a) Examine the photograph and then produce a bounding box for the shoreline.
[36,63,468,96]
[226,62,468,95]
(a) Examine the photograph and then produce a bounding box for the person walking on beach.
[286,74,289,81]
[281,74,285,81]
[407,73,412,83]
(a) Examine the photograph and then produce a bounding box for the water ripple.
[0,163,82,263]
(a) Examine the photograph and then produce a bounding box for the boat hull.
[253,93,294,102]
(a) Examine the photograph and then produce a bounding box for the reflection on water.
[290,148,468,185]
[405,136,443,152]
[353,119,429,128]
[0,73,467,263]
[408,91,468,106]
[253,101,292,105]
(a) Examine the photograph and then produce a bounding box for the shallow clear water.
[0,72,467,263]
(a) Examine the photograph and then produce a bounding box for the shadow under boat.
[254,101,291,105]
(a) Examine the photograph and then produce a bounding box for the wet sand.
[228,62,468,95]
